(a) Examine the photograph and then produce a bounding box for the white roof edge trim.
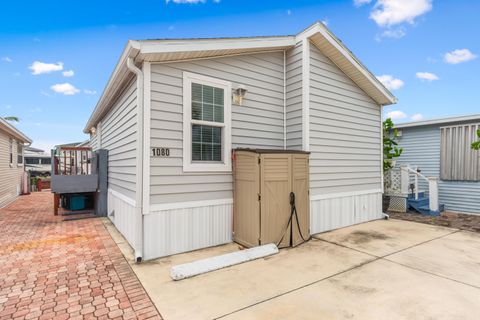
[395,114,480,129]
[83,41,140,133]
[139,36,296,54]
[298,22,397,106]
[0,117,32,144]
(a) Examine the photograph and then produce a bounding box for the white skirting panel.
[108,189,137,249]
[310,191,383,234]
[144,202,233,260]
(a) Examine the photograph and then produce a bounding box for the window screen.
[440,124,480,181]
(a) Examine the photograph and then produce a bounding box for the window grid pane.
[191,124,222,162]
[191,83,224,124]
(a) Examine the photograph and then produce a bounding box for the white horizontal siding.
[0,131,23,208]
[397,125,480,214]
[150,52,285,204]
[101,79,137,200]
[308,44,382,195]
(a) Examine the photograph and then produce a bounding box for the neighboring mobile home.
[395,114,480,215]
[0,117,32,208]
[84,22,396,261]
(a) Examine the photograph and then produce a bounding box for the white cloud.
[354,0,372,6]
[287,9,292,16]
[62,70,74,77]
[444,49,477,64]
[1,56,12,62]
[50,83,80,95]
[416,72,439,81]
[84,89,97,95]
[376,75,404,90]
[386,110,407,120]
[5,105,12,109]
[40,90,51,97]
[321,19,329,26]
[376,27,406,40]
[29,61,64,75]
[370,0,433,27]
[411,113,423,121]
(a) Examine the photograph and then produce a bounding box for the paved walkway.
[0,192,162,320]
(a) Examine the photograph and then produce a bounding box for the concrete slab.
[388,230,480,288]
[128,239,372,320]
[223,259,480,320]
[314,219,456,257]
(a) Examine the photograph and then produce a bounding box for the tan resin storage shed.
[233,149,310,248]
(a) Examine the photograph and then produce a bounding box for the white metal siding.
[101,79,137,200]
[150,52,285,204]
[0,131,23,208]
[108,189,137,248]
[310,192,382,234]
[89,134,98,151]
[308,44,382,195]
[286,41,303,150]
[397,125,480,214]
[144,202,233,259]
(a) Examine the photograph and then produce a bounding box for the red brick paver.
[0,192,162,320]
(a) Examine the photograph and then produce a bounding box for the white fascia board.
[83,41,140,133]
[297,22,396,106]
[0,118,32,144]
[139,36,295,54]
[396,114,480,129]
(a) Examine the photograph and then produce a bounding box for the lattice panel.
[388,196,407,213]
[384,168,401,192]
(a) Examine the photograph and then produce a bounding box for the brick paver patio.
[0,192,162,320]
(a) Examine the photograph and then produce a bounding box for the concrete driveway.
[106,219,480,320]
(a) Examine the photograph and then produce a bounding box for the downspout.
[283,50,287,150]
[126,57,144,262]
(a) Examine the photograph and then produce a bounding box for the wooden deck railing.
[54,147,93,175]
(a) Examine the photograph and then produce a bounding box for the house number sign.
[151,147,170,157]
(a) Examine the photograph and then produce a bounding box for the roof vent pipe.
[126,57,145,263]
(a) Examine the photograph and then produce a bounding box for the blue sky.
[1,0,478,151]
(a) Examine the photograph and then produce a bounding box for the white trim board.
[301,38,310,152]
[310,189,382,201]
[108,188,136,207]
[149,198,233,213]
[143,62,151,214]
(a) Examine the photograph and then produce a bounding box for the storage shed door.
[233,151,260,247]
[260,154,292,248]
[291,154,310,246]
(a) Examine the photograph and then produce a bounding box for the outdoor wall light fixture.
[90,127,97,136]
[232,84,247,106]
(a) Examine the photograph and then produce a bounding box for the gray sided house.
[395,115,480,215]
[84,22,396,261]
[0,117,32,208]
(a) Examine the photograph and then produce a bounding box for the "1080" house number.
[151,147,170,157]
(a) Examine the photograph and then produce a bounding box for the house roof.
[84,22,397,133]
[0,117,32,144]
[395,114,480,129]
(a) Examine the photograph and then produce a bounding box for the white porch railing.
[384,164,439,213]
[400,165,439,212]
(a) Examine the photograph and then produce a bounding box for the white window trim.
[183,71,232,172]
[17,142,24,167]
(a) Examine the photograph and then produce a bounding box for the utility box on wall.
[233,149,310,249]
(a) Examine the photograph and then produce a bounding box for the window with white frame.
[9,139,13,166]
[183,72,231,172]
[17,143,23,165]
